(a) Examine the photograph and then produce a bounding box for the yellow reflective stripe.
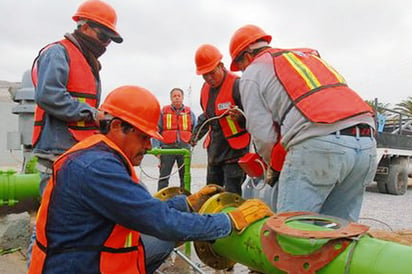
[313,55,346,84]
[284,52,321,89]
[226,116,238,134]
[181,113,188,130]
[124,232,133,248]
[165,114,172,129]
[77,97,86,127]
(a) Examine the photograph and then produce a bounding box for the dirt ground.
[0,250,27,274]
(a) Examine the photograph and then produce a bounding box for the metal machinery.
[7,70,36,172]
[1,70,40,206]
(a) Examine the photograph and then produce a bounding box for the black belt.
[332,124,373,137]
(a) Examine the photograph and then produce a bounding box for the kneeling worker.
[28,85,273,274]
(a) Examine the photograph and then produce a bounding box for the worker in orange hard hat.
[28,85,273,273]
[27,0,123,266]
[229,24,377,221]
[191,44,251,195]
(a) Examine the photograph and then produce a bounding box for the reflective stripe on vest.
[200,72,250,150]
[28,134,146,274]
[31,39,99,146]
[161,105,192,144]
[268,48,373,124]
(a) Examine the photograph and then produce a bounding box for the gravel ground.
[1,163,412,274]
[360,181,412,231]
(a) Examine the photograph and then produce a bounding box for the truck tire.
[375,158,409,195]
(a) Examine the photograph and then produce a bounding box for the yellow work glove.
[228,199,274,233]
[187,184,224,212]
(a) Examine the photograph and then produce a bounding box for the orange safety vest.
[265,48,373,171]
[267,48,373,124]
[28,134,146,274]
[200,72,250,150]
[161,105,192,144]
[31,38,99,146]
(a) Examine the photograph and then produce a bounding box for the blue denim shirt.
[33,42,101,157]
[43,143,231,273]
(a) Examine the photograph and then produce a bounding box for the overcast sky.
[1,0,411,115]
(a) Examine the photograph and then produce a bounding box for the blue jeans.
[277,134,377,221]
[141,234,174,274]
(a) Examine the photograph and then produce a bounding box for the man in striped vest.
[192,44,251,195]
[153,88,196,190]
[229,25,377,221]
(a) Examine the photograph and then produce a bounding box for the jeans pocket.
[361,150,378,187]
[287,145,345,187]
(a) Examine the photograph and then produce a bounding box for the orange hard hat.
[229,24,272,71]
[195,44,223,75]
[100,85,163,140]
[72,0,123,43]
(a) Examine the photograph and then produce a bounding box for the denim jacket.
[42,143,231,273]
[33,43,101,158]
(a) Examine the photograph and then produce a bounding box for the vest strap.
[36,239,138,255]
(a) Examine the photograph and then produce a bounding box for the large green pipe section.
[0,170,40,206]
[196,193,412,273]
[147,148,191,192]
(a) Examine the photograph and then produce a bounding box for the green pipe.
[0,170,40,206]
[147,148,191,192]
[197,195,412,273]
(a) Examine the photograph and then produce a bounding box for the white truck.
[373,100,412,195]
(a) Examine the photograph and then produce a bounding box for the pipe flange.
[153,186,191,201]
[261,222,351,273]
[265,211,369,239]
[199,192,244,214]
[194,192,244,270]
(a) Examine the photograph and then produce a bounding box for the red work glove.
[187,184,224,212]
[228,199,274,233]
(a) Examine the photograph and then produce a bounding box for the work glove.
[227,199,274,233]
[187,184,224,212]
